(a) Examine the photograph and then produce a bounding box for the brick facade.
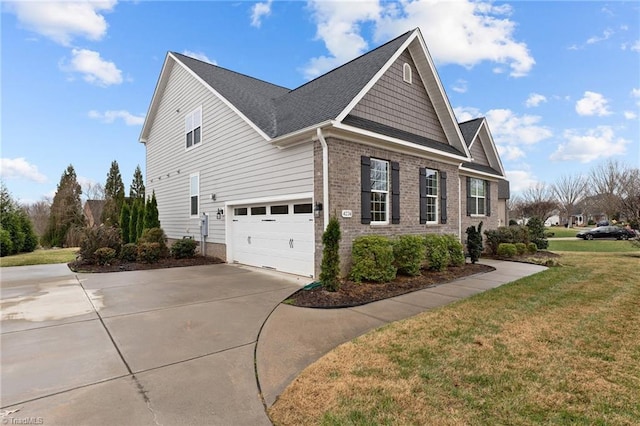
[314,137,464,277]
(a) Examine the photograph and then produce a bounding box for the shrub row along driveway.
[0,263,302,425]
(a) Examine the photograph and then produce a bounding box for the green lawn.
[548,239,640,252]
[0,248,79,267]
[270,252,640,425]
[545,226,589,238]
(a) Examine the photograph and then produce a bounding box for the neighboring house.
[83,200,106,227]
[139,28,508,278]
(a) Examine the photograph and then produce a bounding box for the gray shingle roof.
[458,118,483,147]
[461,162,502,177]
[172,30,413,138]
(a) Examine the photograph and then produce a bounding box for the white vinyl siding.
[145,60,313,242]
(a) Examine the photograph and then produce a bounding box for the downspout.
[458,174,462,241]
[317,128,330,230]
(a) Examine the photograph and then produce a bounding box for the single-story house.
[139,28,508,278]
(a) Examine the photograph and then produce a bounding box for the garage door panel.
[230,200,314,277]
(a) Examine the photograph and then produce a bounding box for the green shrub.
[120,243,138,262]
[497,243,517,257]
[515,242,527,255]
[527,217,548,250]
[94,247,116,266]
[442,234,465,267]
[424,234,450,272]
[79,226,122,264]
[139,227,168,257]
[508,219,518,226]
[527,242,538,254]
[137,242,162,263]
[320,217,342,291]
[484,225,529,255]
[465,222,483,264]
[0,228,13,257]
[349,235,396,283]
[393,235,424,276]
[171,238,198,259]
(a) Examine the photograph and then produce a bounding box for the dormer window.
[403,63,412,84]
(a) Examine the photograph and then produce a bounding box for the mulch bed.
[286,263,495,309]
[68,256,224,273]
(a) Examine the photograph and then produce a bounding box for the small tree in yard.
[527,217,548,250]
[120,201,131,244]
[465,221,483,264]
[129,200,140,244]
[320,217,341,291]
[144,191,160,229]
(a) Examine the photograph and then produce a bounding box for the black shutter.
[486,181,491,216]
[440,171,447,224]
[361,156,371,224]
[419,168,427,224]
[466,177,472,216]
[391,161,400,224]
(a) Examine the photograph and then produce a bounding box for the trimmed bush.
[79,226,122,264]
[0,228,13,257]
[527,242,538,254]
[442,234,465,267]
[484,225,529,255]
[466,221,483,264]
[527,217,548,250]
[515,242,527,256]
[171,238,198,259]
[393,235,424,276]
[320,217,342,291]
[139,227,168,257]
[137,242,162,263]
[94,247,116,266]
[120,243,138,262]
[498,243,517,257]
[349,235,396,283]
[424,234,450,272]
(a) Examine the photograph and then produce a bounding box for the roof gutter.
[316,127,330,231]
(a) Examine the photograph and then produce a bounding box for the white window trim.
[425,168,438,224]
[190,172,200,217]
[185,106,202,151]
[402,63,412,84]
[371,158,390,225]
[470,178,486,217]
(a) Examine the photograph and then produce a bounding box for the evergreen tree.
[120,201,131,244]
[137,199,145,239]
[144,191,160,229]
[129,199,139,244]
[320,217,341,291]
[102,160,125,226]
[42,165,84,247]
[465,221,483,264]
[129,165,145,199]
[0,183,37,255]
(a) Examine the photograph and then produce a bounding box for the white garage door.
[230,201,314,277]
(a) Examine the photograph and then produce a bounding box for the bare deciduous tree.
[23,198,51,237]
[552,174,587,227]
[588,159,626,220]
[618,168,640,225]
[519,182,557,222]
[83,182,105,201]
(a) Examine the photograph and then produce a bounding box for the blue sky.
[2,0,639,205]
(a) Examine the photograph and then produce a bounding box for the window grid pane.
[191,196,198,216]
[370,159,389,222]
[470,178,485,215]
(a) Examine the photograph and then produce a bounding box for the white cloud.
[1,158,47,183]
[452,79,467,93]
[586,29,613,44]
[525,93,547,108]
[550,126,629,163]
[182,50,216,65]
[623,111,637,120]
[506,169,539,193]
[375,0,535,77]
[453,106,481,123]
[88,110,144,126]
[631,88,640,98]
[575,91,611,116]
[61,49,122,86]
[497,145,526,161]
[250,0,273,28]
[484,109,553,145]
[6,0,117,46]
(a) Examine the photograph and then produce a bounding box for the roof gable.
[459,117,505,178]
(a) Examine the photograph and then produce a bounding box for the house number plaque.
[341,210,353,218]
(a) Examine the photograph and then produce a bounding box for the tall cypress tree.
[137,199,145,239]
[120,201,131,244]
[129,165,145,200]
[102,160,125,226]
[144,190,160,229]
[129,200,139,244]
[42,165,84,247]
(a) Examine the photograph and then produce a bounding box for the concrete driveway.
[1,263,303,425]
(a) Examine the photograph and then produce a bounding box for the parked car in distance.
[576,226,635,240]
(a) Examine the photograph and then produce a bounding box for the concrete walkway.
[256,259,547,408]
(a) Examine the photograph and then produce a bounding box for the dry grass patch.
[269,252,640,425]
